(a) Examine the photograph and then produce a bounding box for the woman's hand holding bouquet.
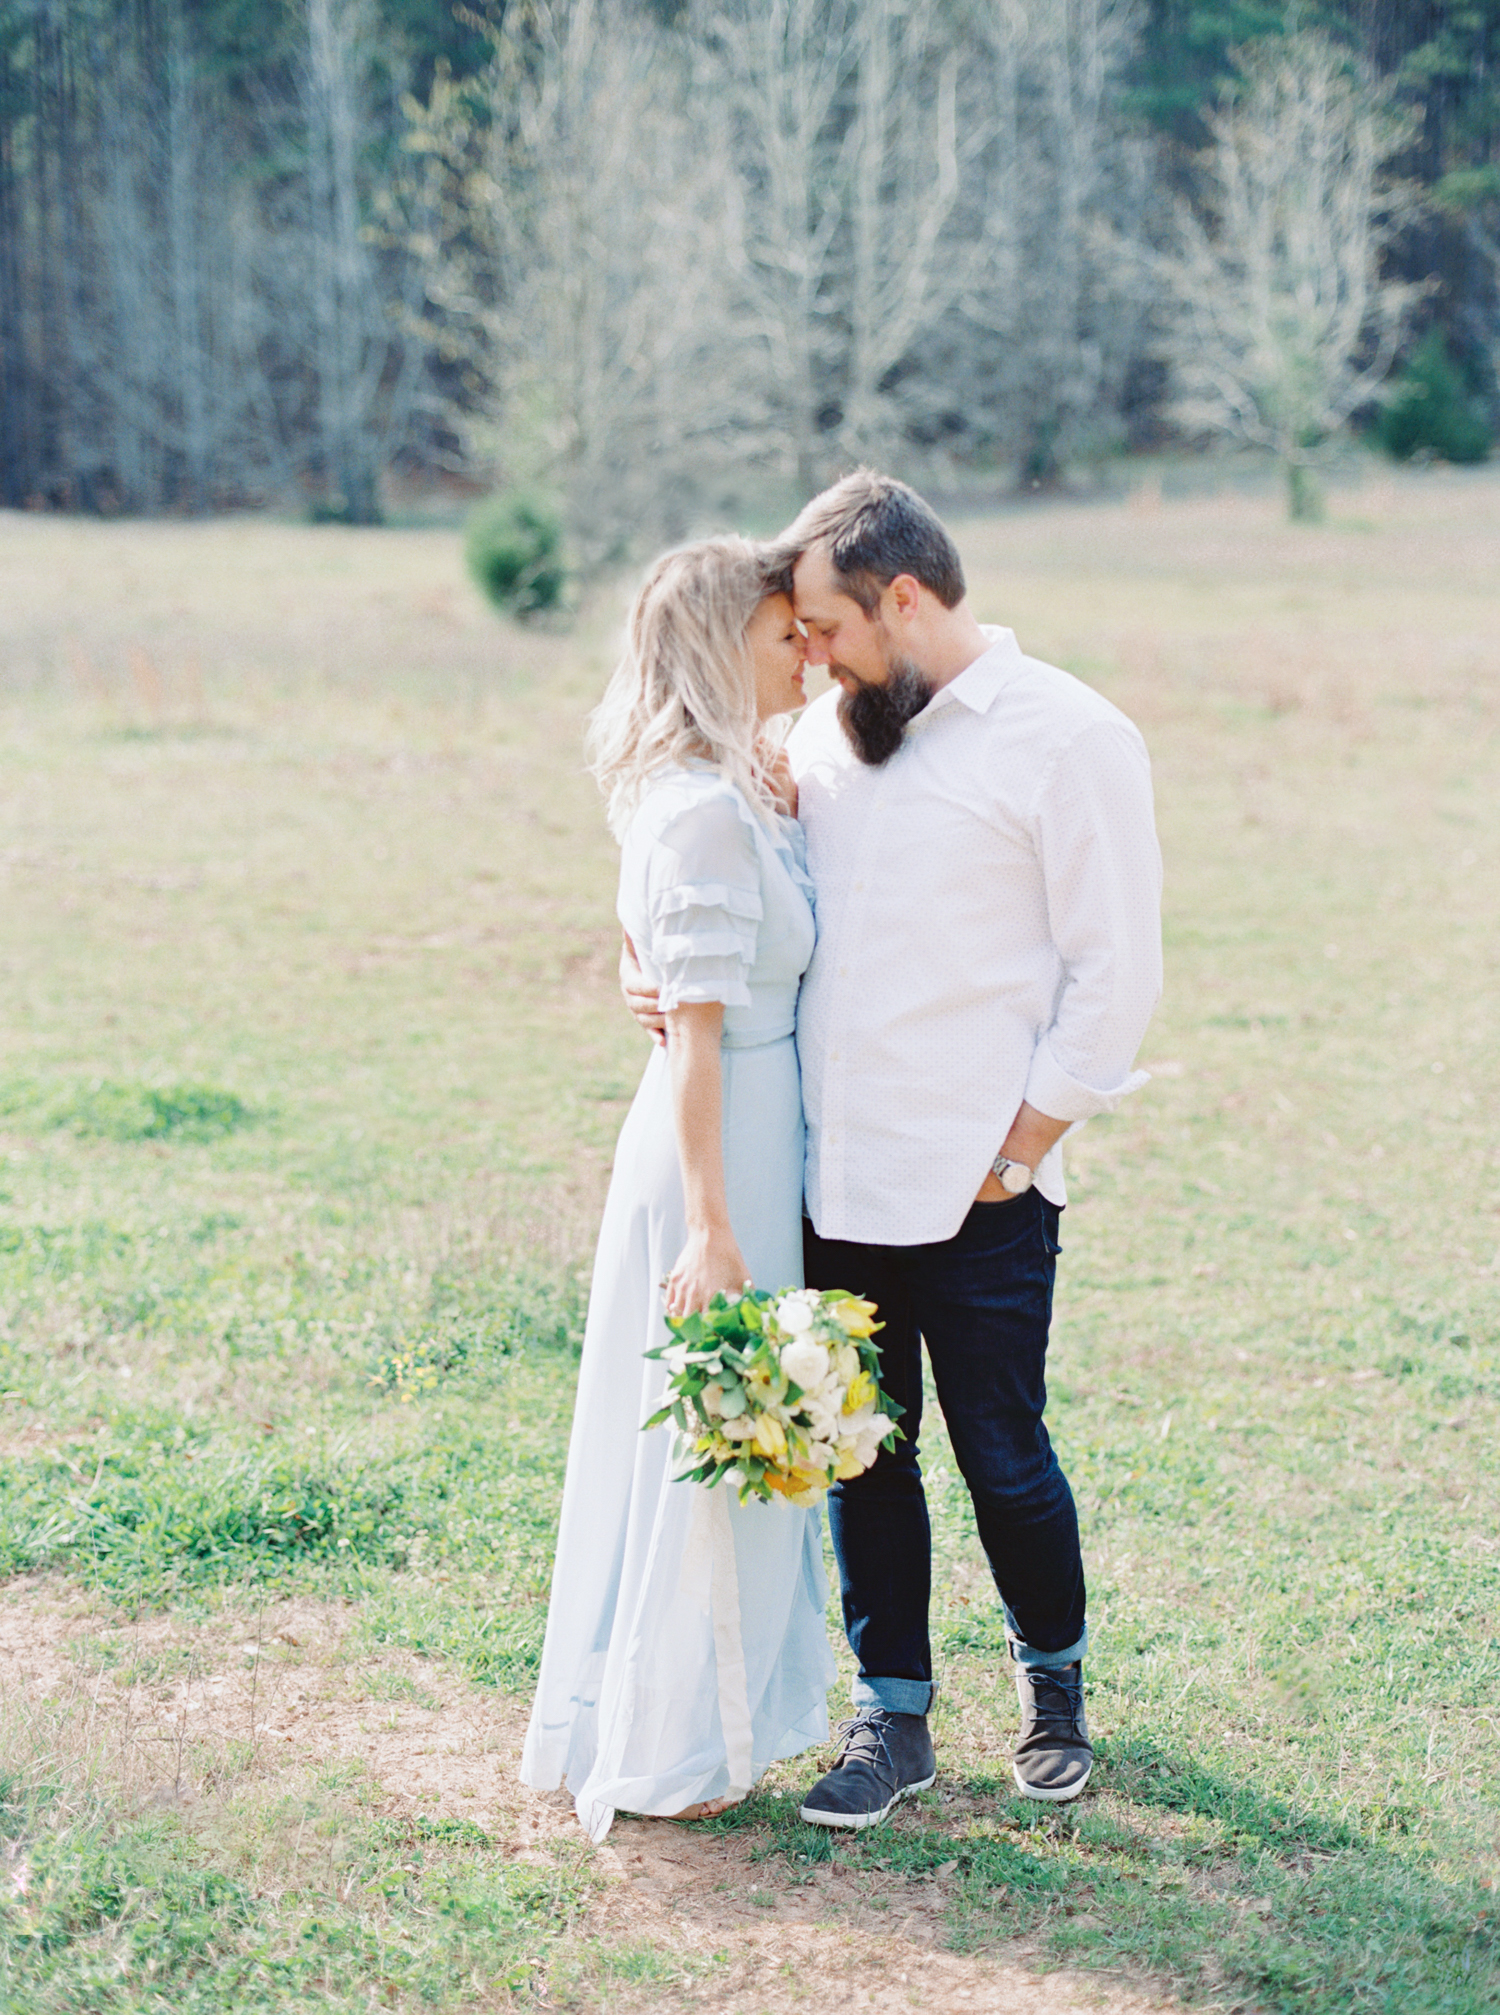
[645,1287,901,1507]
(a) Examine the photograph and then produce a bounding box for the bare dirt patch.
[1,1579,1185,2013]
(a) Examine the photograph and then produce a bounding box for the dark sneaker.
[799,1708,936,1830]
[1012,1662,1093,1803]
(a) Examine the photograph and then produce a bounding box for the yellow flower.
[843,1370,876,1414]
[746,1364,783,1405]
[829,1297,879,1338]
[833,1442,866,1480]
[752,1413,787,1459]
[766,1463,826,1507]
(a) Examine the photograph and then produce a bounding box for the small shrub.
[465,491,566,617]
[1379,331,1491,464]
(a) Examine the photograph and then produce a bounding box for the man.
[626,471,1162,1826]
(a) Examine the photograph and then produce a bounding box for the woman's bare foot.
[665,1796,737,1823]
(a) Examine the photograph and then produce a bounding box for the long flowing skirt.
[520,1036,835,1841]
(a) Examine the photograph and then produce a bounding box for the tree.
[698,0,995,485]
[992,0,1153,484]
[304,0,389,522]
[407,0,767,560]
[1159,29,1422,516]
[696,0,854,494]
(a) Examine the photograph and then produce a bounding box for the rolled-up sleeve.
[1022,720,1163,1123]
[646,791,762,1013]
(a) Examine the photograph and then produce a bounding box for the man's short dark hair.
[778,469,965,613]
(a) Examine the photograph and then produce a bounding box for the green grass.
[0,474,1497,2009]
[0,1076,256,1144]
[0,1772,595,2012]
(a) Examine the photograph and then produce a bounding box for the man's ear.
[886,574,922,625]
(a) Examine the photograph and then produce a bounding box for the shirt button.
[829,1051,840,1063]
[854,880,865,892]
[838,965,848,977]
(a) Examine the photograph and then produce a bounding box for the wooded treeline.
[1,0,1496,535]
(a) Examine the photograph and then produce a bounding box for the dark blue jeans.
[804,1191,1087,1715]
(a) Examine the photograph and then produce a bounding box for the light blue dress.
[520,766,836,1841]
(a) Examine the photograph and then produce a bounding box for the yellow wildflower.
[843,1370,876,1414]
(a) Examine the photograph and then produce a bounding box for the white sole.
[1012,1761,1091,1803]
[798,1770,937,1830]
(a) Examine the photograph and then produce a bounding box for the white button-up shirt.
[787,626,1163,1247]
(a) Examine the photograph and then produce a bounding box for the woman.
[520,538,834,1841]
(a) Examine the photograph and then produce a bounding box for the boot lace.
[1023,1667,1082,1734]
[831,1708,899,1781]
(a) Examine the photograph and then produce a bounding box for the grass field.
[0,464,1496,2014]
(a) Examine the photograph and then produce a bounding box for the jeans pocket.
[1040,1202,1063,1257]
[961,1191,1046,1262]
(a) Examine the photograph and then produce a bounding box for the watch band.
[990,1152,1035,1195]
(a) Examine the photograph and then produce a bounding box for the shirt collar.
[920,627,1023,719]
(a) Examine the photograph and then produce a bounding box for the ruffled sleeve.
[644,784,763,1013]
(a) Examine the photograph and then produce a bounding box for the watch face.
[1002,1162,1033,1194]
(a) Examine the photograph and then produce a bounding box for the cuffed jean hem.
[851,1675,936,1716]
[1007,1624,1088,1670]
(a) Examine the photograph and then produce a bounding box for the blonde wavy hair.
[587,537,792,842]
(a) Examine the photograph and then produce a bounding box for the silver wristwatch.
[990,1152,1035,1196]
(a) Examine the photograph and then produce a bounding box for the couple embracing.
[520,473,1163,1843]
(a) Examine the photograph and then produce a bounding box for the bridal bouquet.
[644,1287,901,1507]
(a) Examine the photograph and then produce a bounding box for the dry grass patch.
[2,1580,1175,2014]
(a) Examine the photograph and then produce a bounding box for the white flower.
[701,1382,726,1417]
[853,1419,889,1465]
[837,1399,887,1464]
[720,1414,757,1441]
[805,1440,838,1475]
[780,1337,830,1392]
[662,1342,691,1376]
[775,1292,817,1336]
[800,1389,842,1438]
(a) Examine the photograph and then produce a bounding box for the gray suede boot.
[799,1708,937,1829]
[1012,1662,1093,1802]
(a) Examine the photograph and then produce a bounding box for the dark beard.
[836,655,935,766]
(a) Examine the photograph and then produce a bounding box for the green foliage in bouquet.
[644,1287,902,1506]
